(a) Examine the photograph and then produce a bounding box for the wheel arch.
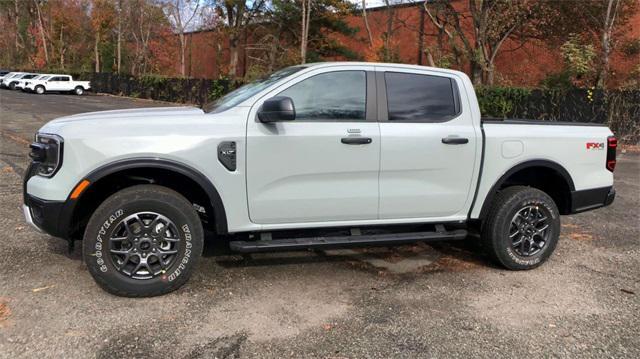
[477,159,575,219]
[64,158,228,239]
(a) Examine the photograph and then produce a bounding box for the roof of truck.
[302,61,467,77]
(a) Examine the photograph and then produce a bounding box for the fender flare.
[476,159,575,220]
[70,158,228,234]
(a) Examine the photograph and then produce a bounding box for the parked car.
[23,62,616,297]
[0,72,26,89]
[27,74,91,95]
[0,70,11,82]
[13,73,41,90]
[22,74,54,92]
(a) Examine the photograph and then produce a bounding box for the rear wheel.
[35,85,45,95]
[74,86,84,95]
[83,185,204,297]
[481,186,560,270]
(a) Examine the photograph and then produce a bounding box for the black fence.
[72,73,638,143]
[473,87,638,143]
[75,72,235,106]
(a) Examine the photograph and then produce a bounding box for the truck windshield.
[203,66,306,113]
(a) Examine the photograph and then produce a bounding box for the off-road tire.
[74,86,84,95]
[481,186,560,270]
[83,185,204,297]
[35,85,45,95]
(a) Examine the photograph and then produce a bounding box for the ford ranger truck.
[23,62,616,297]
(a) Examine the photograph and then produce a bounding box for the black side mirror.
[258,96,295,123]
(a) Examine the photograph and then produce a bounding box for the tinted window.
[385,72,457,122]
[60,77,70,81]
[278,71,366,121]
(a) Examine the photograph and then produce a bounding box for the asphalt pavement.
[1,89,639,358]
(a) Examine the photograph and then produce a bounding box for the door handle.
[341,137,372,145]
[441,137,469,145]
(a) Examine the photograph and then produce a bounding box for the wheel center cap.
[139,240,152,251]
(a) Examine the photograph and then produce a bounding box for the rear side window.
[385,72,459,122]
[277,71,366,121]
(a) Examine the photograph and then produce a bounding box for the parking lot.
[1,89,639,358]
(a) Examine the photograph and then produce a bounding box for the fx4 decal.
[586,142,605,150]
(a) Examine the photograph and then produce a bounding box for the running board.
[229,228,468,253]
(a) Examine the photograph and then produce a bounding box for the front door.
[246,67,380,224]
[47,77,63,91]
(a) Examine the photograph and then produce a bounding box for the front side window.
[60,77,70,81]
[277,71,366,121]
[385,72,458,122]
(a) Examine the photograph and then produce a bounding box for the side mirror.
[258,96,295,123]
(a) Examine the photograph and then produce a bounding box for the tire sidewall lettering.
[94,209,124,273]
[166,224,192,282]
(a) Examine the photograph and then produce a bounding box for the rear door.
[246,66,380,224]
[377,68,479,220]
[58,76,73,91]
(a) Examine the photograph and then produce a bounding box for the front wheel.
[35,85,45,95]
[83,185,204,297]
[74,86,84,95]
[481,186,560,270]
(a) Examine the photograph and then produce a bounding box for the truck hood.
[47,106,204,125]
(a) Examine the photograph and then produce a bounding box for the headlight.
[29,133,63,177]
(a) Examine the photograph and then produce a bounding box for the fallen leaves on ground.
[0,300,10,324]
[424,255,482,272]
[620,144,640,153]
[568,232,594,241]
[564,223,595,241]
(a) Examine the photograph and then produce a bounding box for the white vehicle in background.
[0,70,11,83]
[23,74,54,92]
[0,72,26,89]
[13,73,42,90]
[27,74,91,95]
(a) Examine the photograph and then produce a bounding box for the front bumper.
[23,162,70,239]
[23,204,43,233]
[570,186,615,214]
[23,194,66,237]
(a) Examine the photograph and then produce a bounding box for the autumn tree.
[91,0,116,72]
[424,0,546,85]
[162,0,202,77]
[204,0,267,78]
[539,0,638,88]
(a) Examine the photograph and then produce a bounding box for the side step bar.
[229,228,468,253]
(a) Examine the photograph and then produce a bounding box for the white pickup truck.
[25,74,91,95]
[23,62,616,297]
